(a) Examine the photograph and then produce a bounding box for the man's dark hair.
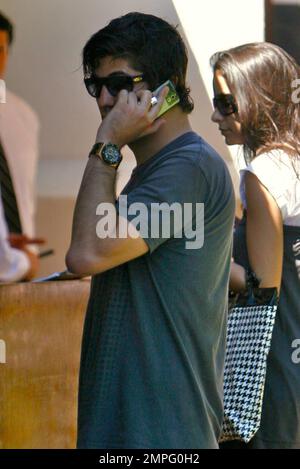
[83,12,194,113]
[0,11,14,45]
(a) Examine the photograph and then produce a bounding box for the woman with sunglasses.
[211,42,300,449]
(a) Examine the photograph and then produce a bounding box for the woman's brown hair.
[211,42,300,163]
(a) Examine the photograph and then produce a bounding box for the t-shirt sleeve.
[116,155,208,253]
[240,152,291,219]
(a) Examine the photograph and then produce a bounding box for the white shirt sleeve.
[240,150,300,224]
[0,194,30,283]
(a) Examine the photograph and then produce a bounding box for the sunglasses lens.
[84,78,100,98]
[106,76,134,96]
[213,95,237,116]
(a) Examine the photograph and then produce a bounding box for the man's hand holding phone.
[96,84,170,148]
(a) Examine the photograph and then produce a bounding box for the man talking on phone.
[66,12,235,449]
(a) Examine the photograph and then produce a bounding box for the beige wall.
[1,0,264,277]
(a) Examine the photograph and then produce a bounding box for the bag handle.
[245,268,261,290]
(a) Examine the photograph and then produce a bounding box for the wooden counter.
[0,280,90,449]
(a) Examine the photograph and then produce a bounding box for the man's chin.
[224,135,237,146]
[128,133,148,147]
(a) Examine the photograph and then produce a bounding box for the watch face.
[102,144,121,165]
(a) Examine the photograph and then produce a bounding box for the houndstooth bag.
[219,286,278,443]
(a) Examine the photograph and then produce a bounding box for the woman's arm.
[230,171,283,293]
[229,260,246,292]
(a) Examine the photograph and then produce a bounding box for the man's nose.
[97,85,116,108]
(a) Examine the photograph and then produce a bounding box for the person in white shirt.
[0,78,37,281]
[211,42,300,449]
[0,10,39,238]
[0,10,40,280]
[0,185,37,282]
[0,89,39,238]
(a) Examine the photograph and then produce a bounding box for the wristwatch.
[89,142,122,169]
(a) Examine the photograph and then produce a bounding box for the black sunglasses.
[213,93,238,116]
[84,73,144,98]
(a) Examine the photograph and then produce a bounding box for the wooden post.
[0,280,90,448]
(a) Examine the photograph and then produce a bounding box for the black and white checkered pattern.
[219,302,277,443]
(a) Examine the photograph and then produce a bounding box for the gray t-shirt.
[77,132,235,449]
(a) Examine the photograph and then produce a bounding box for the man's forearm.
[66,154,117,271]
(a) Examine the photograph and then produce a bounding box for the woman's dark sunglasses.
[213,93,238,116]
[84,74,144,98]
